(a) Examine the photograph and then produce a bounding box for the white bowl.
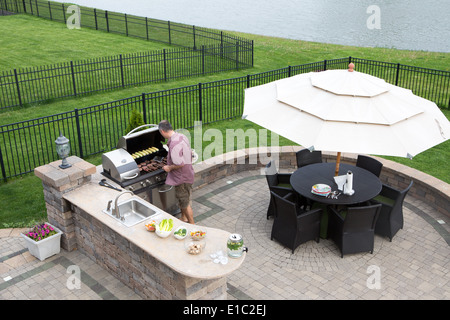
[173,226,188,240]
[155,225,172,238]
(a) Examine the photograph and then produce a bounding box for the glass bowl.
[189,229,207,240]
[184,238,206,255]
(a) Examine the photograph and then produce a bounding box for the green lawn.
[0,13,449,228]
[0,14,172,70]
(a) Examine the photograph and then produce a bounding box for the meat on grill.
[138,158,168,173]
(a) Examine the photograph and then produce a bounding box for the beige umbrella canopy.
[243,64,450,175]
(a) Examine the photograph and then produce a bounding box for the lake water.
[54,0,450,53]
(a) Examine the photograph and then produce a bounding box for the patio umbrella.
[243,63,450,175]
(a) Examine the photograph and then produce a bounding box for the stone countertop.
[62,165,245,280]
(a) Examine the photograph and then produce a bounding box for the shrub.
[125,108,145,134]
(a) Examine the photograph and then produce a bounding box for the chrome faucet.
[111,191,134,221]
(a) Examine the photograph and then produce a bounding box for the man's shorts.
[175,183,193,209]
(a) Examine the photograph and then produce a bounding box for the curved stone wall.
[193,146,449,218]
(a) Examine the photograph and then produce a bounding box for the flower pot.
[21,223,62,261]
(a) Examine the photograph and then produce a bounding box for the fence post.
[246,74,250,88]
[202,45,205,74]
[74,109,84,158]
[125,14,128,36]
[324,59,327,71]
[0,134,7,182]
[142,93,147,123]
[22,0,26,13]
[119,54,125,88]
[235,41,239,71]
[163,49,167,81]
[13,69,22,106]
[168,21,171,45]
[34,0,39,17]
[48,1,52,20]
[198,83,203,122]
[220,31,224,58]
[62,2,65,22]
[94,8,98,30]
[70,61,77,96]
[105,10,109,32]
[0,150,6,182]
[288,65,292,77]
[146,17,149,41]
[395,63,401,86]
[251,40,254,67]
[193,25,196,50]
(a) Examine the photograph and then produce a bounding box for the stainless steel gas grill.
[101,124,180,216]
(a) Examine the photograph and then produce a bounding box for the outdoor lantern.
[55,132,72,169]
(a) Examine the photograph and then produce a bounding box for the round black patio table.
[290,163,382,238]
[290,162,382,206]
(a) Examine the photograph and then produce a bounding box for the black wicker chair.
[327,204,381,258]
[265,161,293,219]
[295,149,323,168]
[356,155,383,177]
[270,191,322,254]
[370,180,413,241]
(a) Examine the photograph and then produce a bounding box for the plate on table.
[311,184,331,196]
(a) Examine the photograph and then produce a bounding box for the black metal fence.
[0,57,449,181]
[0,0,254,109]
[0,44,253,109]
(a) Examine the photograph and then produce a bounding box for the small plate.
[311,184,331,196]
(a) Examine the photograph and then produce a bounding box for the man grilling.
[158,120,195,224]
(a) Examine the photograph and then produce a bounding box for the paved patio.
[1,169,449,300]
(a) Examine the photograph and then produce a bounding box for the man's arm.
[163,164,184,172]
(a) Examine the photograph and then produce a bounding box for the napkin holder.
[333,175,347,191]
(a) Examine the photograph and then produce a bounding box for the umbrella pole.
[335,152,341,176]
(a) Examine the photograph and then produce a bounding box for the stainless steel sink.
[103,197,160,227]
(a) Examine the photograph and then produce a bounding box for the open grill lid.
[117,124,165,154]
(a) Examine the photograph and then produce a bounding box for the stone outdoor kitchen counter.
[35,156,245,299]
[63,166,246,280]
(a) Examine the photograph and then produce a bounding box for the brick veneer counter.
[62,167,245,280]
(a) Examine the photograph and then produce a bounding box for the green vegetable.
[159,219,173,232]
[175,228,186,236]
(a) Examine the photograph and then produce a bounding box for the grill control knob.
[155,176,161,182]
[145,180,151,185]
[140,181,146,187]
[128,186,134,192]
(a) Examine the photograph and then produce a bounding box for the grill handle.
[126,124,158,136]
[122,173,139,180]
[159,185,174,193]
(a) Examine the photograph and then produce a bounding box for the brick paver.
[1,169,448,300]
